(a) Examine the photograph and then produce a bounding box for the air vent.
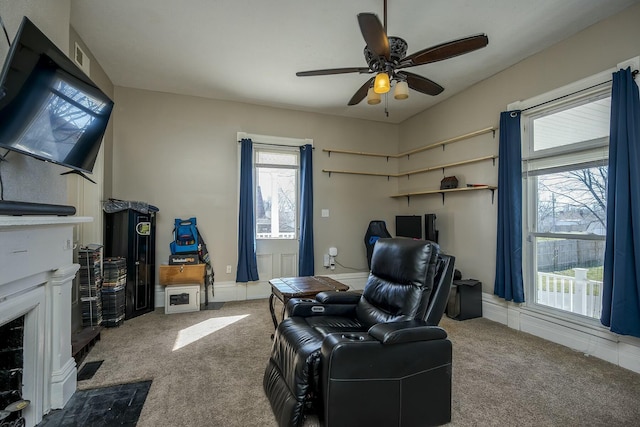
[74,42,91,76]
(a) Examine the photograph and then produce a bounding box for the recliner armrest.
[286,298,357,318]
[315,290,362,304]
[368,320,448,345]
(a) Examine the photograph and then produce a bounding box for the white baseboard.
[324,271,369,291]
[155,271,369,307]
[482,292,640,374]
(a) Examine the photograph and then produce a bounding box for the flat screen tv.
[396,215,422,239]
[0,16,113,179]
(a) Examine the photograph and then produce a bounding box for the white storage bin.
[165,285,200,314]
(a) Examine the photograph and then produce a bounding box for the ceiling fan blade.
[296,67,371,77]
[357,13,390,59]
[348,77,375,106]
[399,34,489,68]
[399,71,444,96]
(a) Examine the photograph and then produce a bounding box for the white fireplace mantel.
[0,215,92,427]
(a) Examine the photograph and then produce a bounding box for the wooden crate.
[159,264,205,286]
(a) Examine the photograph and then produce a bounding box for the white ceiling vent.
[74,42,91,76]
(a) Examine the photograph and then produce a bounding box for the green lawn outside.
[537,266,603,295]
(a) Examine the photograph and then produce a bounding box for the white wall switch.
[321,209,329,217]
[226,265,232,273]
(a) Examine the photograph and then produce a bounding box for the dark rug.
[77,360,104,381]
[38,380,151,427]
[201,302,225,310]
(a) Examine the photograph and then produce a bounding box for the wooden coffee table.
[268,276,349,330]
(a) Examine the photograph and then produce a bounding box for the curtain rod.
[236,132,313,148]
[238,140,315,150]
[521,69,638,113]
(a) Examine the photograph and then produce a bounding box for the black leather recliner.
[263,238,456,427]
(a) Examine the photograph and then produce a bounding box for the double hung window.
[522,89,610,320]
[254,146,299,240]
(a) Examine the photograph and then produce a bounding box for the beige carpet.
[74,298,640,426]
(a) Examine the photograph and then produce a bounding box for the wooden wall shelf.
[323,155,497,178]
[323,127,496,159]
[391,185,497,205]
[321,125,498,205]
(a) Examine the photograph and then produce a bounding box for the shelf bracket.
[492,129,496,138]
[406,195,411,206]
[491,188,495,204]
[492,157,496,166]
[441,193,445,205]
[327,151,331,157]
[328,171,332,177]
[386,156,390,162]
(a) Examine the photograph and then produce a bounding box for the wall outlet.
[323,254,330,268]
[226,265,232,274]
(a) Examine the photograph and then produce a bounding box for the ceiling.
[69,0,639,124]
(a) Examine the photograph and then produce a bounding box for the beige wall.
[66,26,114,245]
[111,87,400,282]
[0,0,71,204]
[399,2,640,293]
[4,1,639,296]
[110,2,640,291]
[68,26,115,199]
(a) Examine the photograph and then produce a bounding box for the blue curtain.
[494,110,525,303]
[601,67,640,337]
[236,138,259,282]
[298,144,314,276]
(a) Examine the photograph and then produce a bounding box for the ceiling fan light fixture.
[374,72,390,94]
[394,81,409,100]
[367,87,381,104]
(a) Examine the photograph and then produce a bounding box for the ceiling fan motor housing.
[364,36,407,71]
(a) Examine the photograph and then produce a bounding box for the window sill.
[483,292,640,374]
[518,302,617,342]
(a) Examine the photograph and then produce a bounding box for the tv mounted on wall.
[0,16,113,183]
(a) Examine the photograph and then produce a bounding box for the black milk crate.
[101,315,125,328]
[101,284,126,328]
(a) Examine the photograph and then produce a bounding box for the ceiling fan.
[296,0,489,106]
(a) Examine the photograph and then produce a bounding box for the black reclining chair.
[263,238,456,427]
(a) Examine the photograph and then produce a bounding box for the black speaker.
[425,214,438,243]
[446,279,482,321]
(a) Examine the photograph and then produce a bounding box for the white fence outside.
[536,269,603,319]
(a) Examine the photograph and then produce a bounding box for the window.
[254,146,299,239]
[522,89,610,320]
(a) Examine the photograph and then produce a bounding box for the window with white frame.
[254,146,299,239]
[522,87,610,320]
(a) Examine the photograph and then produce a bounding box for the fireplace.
[0,216,90,427]
[0,316,25,425]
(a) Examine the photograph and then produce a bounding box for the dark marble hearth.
[38,380,151,427]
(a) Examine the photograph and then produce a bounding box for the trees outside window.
[254,148,299,239]
[523,93,610,319]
